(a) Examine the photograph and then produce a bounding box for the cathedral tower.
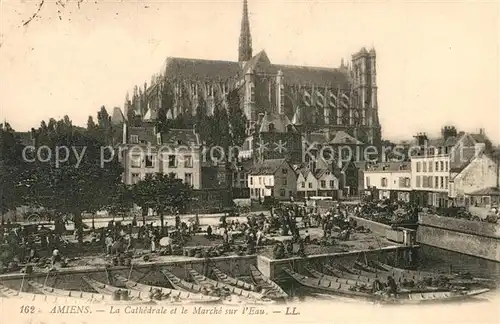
[351,47,381,145]
[238,0,253,63]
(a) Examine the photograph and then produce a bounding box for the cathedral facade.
[141,0,382,147]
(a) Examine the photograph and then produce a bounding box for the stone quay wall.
[0,255,255,292]
[417,214,500,262]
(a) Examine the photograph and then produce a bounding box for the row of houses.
[364,131,500,208]
[116,114,498,208]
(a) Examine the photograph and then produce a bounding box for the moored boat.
[282,268,375,300]
[160,268,211,294]
[27,281,150,305]
[322,264,374,283]
[283,268,490,304]
[113,274,220,303]
[0,283,105,304]
[249,265,288,299]
[210,266,257,292]
[187,268,269,301]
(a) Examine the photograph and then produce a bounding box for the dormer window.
[130,135,139,144]
[268,123,275,132]
[177,140,182,145]
[287,125,293,132]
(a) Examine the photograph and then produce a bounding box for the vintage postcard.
[0,0,498,323]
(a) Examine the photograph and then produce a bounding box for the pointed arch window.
[250,84,256,103]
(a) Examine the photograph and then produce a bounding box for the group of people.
[0,224,67,271]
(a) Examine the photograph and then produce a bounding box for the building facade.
[409,130,492,207]
[248,159,297,201]
[120,124,202,189]
[296,168,339,199]
[449,153,499,207]
[364,162,411,202]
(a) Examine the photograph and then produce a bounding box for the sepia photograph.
[0,0,499,323]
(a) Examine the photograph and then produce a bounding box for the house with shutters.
[296,167,339,199]
[248,159,297,201]
[364,162,412,202]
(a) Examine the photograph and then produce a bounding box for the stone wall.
[257,246,416,282]
[348,215,392,237]
[417,224,500,262]
[419,214,500,239]
[0,255,256,291]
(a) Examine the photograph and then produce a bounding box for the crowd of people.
[0,223,68,273]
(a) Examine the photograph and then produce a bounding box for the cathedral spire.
[238,0,252,62]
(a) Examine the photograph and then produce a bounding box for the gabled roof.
[258,112,297,133]
[468,187,500,196]
[163,52,350,88]
[128,125,157,145]
[161,128,200,146]
[329,131,364,145]
[243,50,272,74]
[250,158,290,175]
[143,109,158,121]
[164,57,241,82]
[314,168,335,179]
[111,107,125,125]
[276,64,349,87]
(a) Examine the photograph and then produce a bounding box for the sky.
[0,0,499,143]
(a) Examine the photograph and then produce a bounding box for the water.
[417,244,500,281]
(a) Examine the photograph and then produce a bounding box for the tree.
[212,104,231,151]
[132,173,191,231]
[227,89,248,148]
[0,122,26,226]
[20,117,124,243]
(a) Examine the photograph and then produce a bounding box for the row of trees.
[0,111,191,244]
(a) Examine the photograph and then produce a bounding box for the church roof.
[258,112,297,133]
[276,64,349,87]
[163,51,350,88]
[165,57,241,82]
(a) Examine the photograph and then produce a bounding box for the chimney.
[122,122,127,144]
[479,128,485,136]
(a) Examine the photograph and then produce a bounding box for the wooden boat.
[282,268,376,300]
[113,274,220,303]
[82,276,119,295]
[370,261,496,287]
[284,269,491,304]
[305,266,371,287]
[354,261,385,273]
[211,266,257,292]
[161,269,211,293]
[161,269,273,305]
[306,266,442,293]
[0,283,104,304]
[371,261,440,278]
[335,263,422,283]
[249,265,288,298]
[387,288,491,304]
[187,268,270,301]
[323,264,375,283]
[27,281,151,305]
